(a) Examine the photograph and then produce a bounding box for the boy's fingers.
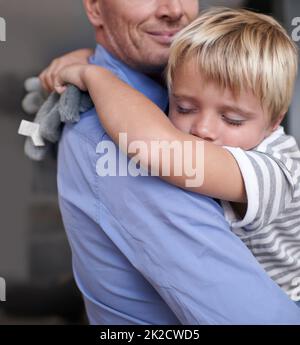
[54,75,67,94]
[49,63,63,89]
[39,62,61,92]
[54,85,67,94]
[38,70,49,92]
[39,68,53,93]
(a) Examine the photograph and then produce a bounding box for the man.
[43,0,300,324]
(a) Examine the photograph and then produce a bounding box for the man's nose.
[156,0,184,22]
[190,115,219,142]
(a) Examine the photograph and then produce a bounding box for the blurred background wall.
[0,0,299,324]
[0,0,93,282]
[0,0,94,324]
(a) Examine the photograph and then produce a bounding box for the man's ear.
[271,112,285,131]
[83,0,104,27]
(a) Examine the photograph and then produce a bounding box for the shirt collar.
[89,44,168,112]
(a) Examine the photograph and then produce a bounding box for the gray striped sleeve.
[222,146,293,234]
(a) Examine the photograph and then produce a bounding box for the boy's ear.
[83,0,104,27]
[271,112,285,131]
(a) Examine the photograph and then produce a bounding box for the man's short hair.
[167,7,298,124]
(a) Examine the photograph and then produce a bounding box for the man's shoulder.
[62,107,106,147]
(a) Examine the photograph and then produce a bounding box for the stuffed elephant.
[19,77,94,161]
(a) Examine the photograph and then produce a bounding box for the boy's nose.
[156,0,184,22]
[190,116,219,143]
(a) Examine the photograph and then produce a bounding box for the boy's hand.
[54,64,89,94]
[39,48,93,92]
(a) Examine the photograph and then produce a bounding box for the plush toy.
[19,77,94,161]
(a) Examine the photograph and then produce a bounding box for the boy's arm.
[58,64,246,203]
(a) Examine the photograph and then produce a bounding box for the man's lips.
[147,30,181,45]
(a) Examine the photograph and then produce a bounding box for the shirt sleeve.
[220,147,294,235]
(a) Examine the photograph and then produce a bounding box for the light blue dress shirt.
[57,45,300,325]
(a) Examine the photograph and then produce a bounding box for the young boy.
[55,7,300,306]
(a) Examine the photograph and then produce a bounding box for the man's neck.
[96,37,166,87]
[146,72,166,87]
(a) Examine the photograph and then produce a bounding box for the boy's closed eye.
[173,103,247,127]
[220,114,246,127]
[176,104,197,114]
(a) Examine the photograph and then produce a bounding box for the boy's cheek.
[171,117,192,134]
[230,132,263,150]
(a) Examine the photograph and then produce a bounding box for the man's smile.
[146,29,181,45]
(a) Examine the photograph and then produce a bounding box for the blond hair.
[167,7,298,124]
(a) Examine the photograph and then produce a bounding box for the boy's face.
[169,61,278,150]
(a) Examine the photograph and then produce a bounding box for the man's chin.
[138,58,167,75]
[147,50,170,68]
[123,41,169,75]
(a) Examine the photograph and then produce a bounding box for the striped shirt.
[221,126,300,301]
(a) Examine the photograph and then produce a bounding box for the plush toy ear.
[83,0,104,28]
